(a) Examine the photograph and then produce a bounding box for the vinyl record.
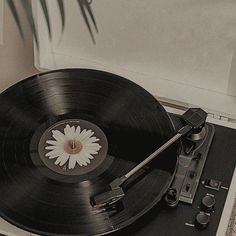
[0,69,178,235]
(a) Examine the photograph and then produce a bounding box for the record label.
[38,119,108,176]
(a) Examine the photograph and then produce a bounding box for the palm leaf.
[20,0,39,49]
[57,0,65,32]
[39,0,52,39]
[6,0,24,40]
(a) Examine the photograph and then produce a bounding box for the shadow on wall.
[0,0,38,93]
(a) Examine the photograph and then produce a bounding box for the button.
[204,178,221,191]
[201,195,215,212]
[195,212,210,229]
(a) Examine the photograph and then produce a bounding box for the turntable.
[0,1,236,235]
[0,68,235,236]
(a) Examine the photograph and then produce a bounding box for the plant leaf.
[20,0,39,49]
[57,0,65,32]
[77,0,95,43]
[6,0,24,40]
[39,0,52,39]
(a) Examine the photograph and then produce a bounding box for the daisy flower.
[45,124,102,169]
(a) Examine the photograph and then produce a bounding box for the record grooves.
[0,69,178,235]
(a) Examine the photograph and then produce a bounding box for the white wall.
[33,0,236,119]
[0,0,37,93]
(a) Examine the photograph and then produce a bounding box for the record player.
[0,68,234,236]
[0,1,236,236]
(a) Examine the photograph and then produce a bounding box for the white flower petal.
[52,130,65,142]
[69,156,77,169]
[84,143,101,147]
[46,140,59,146]
[58,153,70,166]
[84,143,101,150]
[82,155,91,164]
[84,137,99,144]
[80,130,94,142]
[75,126,81,136]
[45,146,57,150]
[75,151,90,166]
[87,150,98,155]
[46,150,60,159]
[55,157,62,165]
[86,154,94,160]
[86,148,99,155]
[75,154,83,166]
[77,159,83,166]
[79,153,86,161]
[89,147,101,152]
[78,129,88,140]
[79,156,88,166]
[64,125,75,139]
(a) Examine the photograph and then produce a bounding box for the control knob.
[195,212,210,230]
[201,195,215,212]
